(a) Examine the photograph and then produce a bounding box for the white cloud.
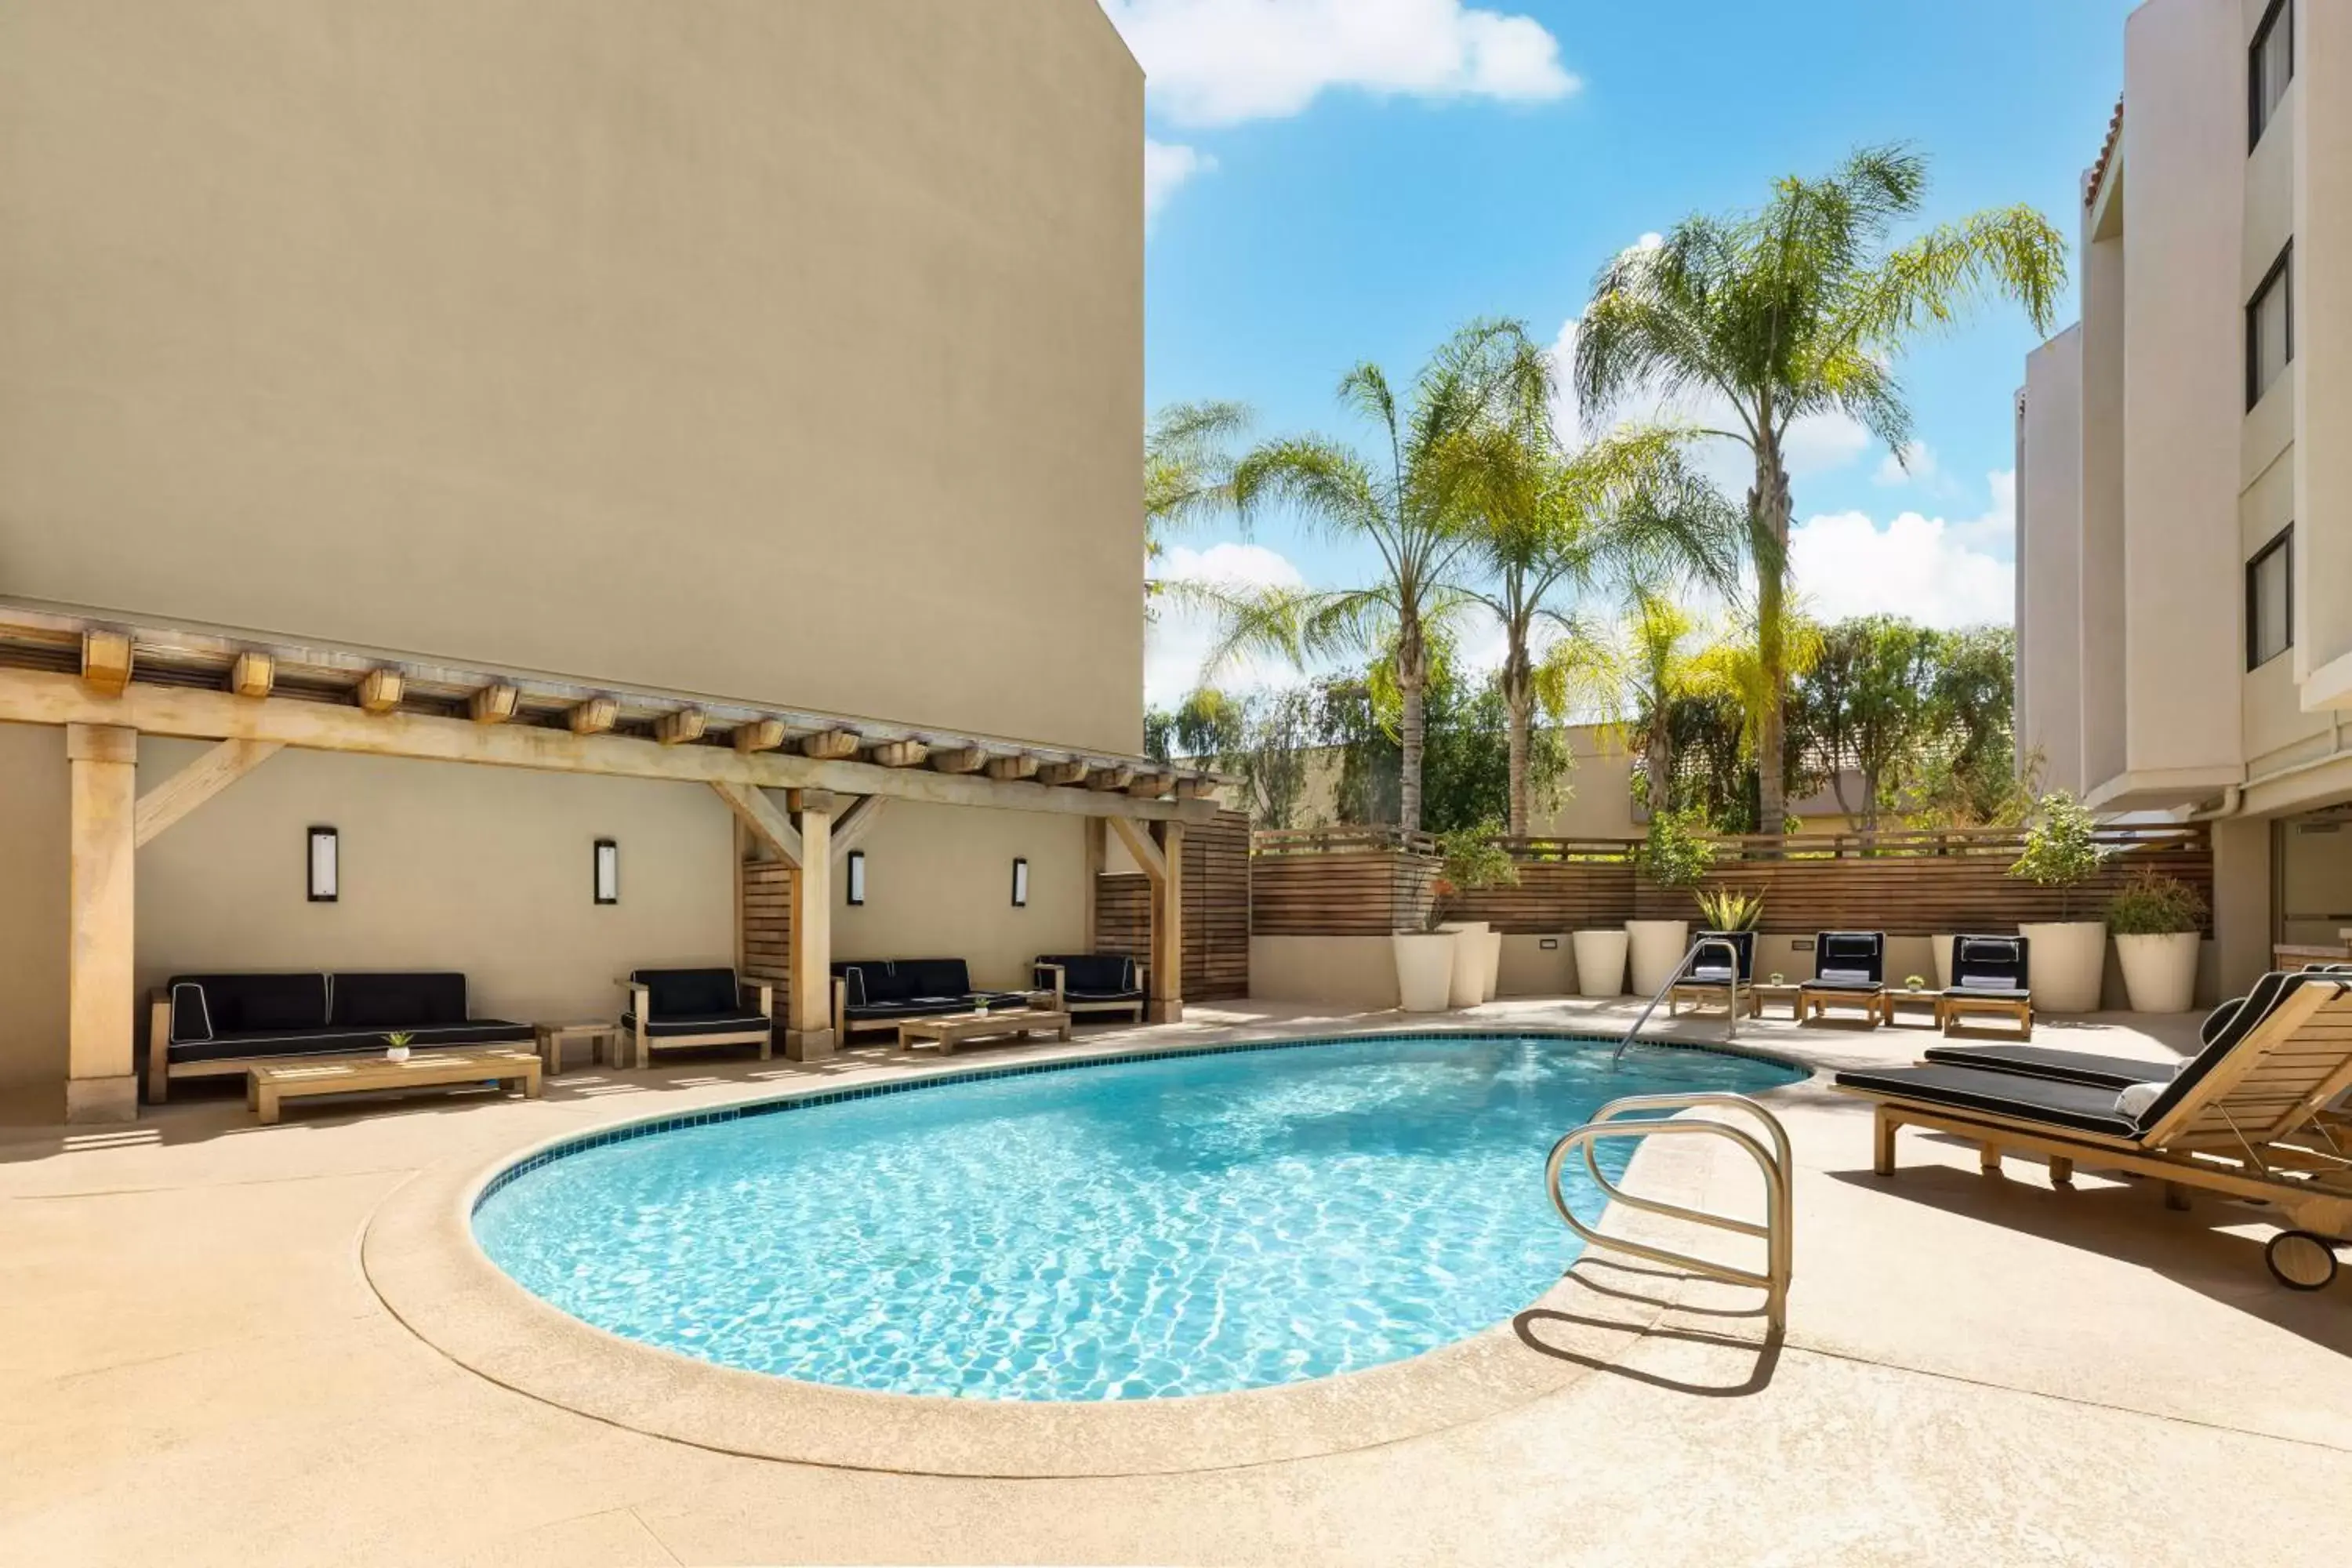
[1787,471,2019,630]
[1102,0,1577,129]
[1873,440,1938,488]
[1144,139,1215,225]
[1145,542,1308,707]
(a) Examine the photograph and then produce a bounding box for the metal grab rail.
[1545,1091,1794,1332]
[1610,935,1741,1069]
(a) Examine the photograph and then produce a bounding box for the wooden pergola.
[0,605,1218,1122]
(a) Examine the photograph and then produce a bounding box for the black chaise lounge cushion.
[1831,1063,2143,1138]
[1811,931,1885,989]
[621,1011,774,1039]
[1682,931,1756,985]
[164,971,530,1065]
[1946,934,2030,995]
[1918,1044,2176,1092]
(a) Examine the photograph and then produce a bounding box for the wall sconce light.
[1011,856,1029,908]
[846,849,867,906]
[307,826,339,903]
[593,838,619,905]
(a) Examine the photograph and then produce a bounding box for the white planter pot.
[2018,920,2109,1014]
[386,1046,411,1063]
[2115,931,2199,1014]
[1392,933,1457,1014]
[1475,929,1503,1002]
[1625,919,1691,998]
[1931,935,1957,990]
[1570,929,1628,998]
[1437,922,1490,1009]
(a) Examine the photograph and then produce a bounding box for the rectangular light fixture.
[593,838,619,905]
[1011,856,1029,908]
[307,826,339,903]
[846,849,866,906]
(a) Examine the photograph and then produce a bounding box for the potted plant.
[1695,886,1765,934]
[2008,791,2110,1013]
[1410,826,1516,1011]
[2107,869,2207,1013]
[1627,807,1715,996]
[383,1031,413,1063]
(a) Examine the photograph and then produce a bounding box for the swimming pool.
[473,1033,1802,1402]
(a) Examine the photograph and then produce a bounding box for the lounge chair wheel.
[2265,1230,2341,1292]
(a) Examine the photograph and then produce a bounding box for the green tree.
[1572,144,2065,835]
[1913,625,2020,825]
[1790,615,1939,833]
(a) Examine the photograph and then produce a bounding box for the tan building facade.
[0,2,1211,1117]
[2016,0,2352,988]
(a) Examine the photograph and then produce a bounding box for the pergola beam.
[828,794,888,866]
[710,780,802,866]
[0,666,1217,822]
[134,739,285,848]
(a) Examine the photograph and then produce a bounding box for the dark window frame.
[2246,524,2294,670]
[2250,0,2294,150]
[2246,242,2293,409]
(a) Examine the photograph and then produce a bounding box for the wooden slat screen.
[1250,846,1439,935]
[741,860,796,1023]
[1094,807,1252,1000]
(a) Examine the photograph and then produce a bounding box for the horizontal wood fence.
[1254,823,2214,938]
[741,861,794,1021]
[1095,808,1251,999]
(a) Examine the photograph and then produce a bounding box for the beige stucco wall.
[132,742,738,1027]
[0,722,68,1091]
[829,799,1087,993]
[1247,937,1403,1011]
[2299,0,2352,706]
[2078,212,2129,796]
[0,0,1145,755]
[2018,328,2085,797]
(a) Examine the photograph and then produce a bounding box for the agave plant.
[1695,884,1766,932]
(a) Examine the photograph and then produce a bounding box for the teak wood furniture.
[1032,955,1149,1024]
[1666,931,1755,1019]
[532,1021,620,1075]
[618,968,774,1069]
[896,1007,1073,1056]
[1939,935,2036,1038]
[245,1047,541,1124]
[1798,931,1888,1025]
[1878,989,1944,1029]
[1746,982,1802,1020]
[147,971,534,1102]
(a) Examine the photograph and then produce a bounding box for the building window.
[2247,244,2292,408]
[2251,0,2293,149]
[2247,526,2292,669]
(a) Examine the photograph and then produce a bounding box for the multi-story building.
[2017,0,2352,990]
[0,2,1214,1120]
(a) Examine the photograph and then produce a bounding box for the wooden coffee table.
[897,1007,1073,1056]
[247,1047,542,1123]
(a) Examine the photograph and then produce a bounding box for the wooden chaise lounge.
[1836,971,2352,1289]
[1939,933,2034,1036]
[1799,931,1885,1024]
[1667,931,1754,1018]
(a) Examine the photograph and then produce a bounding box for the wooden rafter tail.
[356,667,404,714]
[467,683,519,724]
[655,708,707,746]
[1087,765,1135,793]
[568,696,618,736]
[867,739,927,769]
[928,746,985,775]
[228,651,275,700]
[1035,760,1088,787]
[732,719,786,754]
[1127,772,1173,799]
[798,728,858,760]
[81,630,132,698]
[985,754,1039,782]
[1174,776,1216,800]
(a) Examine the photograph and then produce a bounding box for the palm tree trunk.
[1397,618,1427,835]
[1502,649,1533,839]
[1645,733,1671,818]
[1751,444,1794,839]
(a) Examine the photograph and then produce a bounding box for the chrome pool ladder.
[1544,1091,1793,1333]
[1610,935,1741,1068]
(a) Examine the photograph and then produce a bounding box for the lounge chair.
[1667,931,1755,1018]
[1923,970,2289,1089]
[1799,931,1886,1025]
[1032,953,1149,1024]
[1940,934,2034,1036]
[1835,972,2352,1289]
[618,967,775,1068]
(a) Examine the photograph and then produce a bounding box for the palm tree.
[1142,401,1250,611]
[1202,328,1508,833]
[1572,143,2066,835]
[1436,325,1744,837]
[1609,593,1707,815]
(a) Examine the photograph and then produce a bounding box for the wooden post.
[1082,817,1105,950]
[1149,818,1185,1024]
[67,724,139,1122]
[786,795,836,1061]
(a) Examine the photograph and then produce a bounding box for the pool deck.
[4,997,2348,1566]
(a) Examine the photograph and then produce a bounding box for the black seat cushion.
[169,973,330,1040]
[633,967,740,1019]
[1036,954,1136,993]
[895,958,973,998]
[2134,973,2343,1131]
[1834,1063,2141,1138]
[1065,989,1145,1004]
[331,972,469,1029]
[621,1010,772,1040]
[843,997,967,1022]
[168,1019,532,1065]
[1688,931,1755,982]
[1922,1044,2179,1092]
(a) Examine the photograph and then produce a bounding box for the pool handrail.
[1610,935,1741,1069]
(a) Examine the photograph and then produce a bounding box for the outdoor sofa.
[1800,931,1886,1024]
[618,967,775,1068]
[147,971,532,1101]
[1835,970,2352,1288]
[830,957,1034,1044]
[1032,953,1149,1023]
[1940,933,2034,1036]
[1667,930,1755,1018]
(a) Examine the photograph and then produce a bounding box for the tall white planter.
[1931,935,1957,990]
[1438,922,1490,1009]
[1571,929,1628,998]
[1625,919,1691,998]
[1475,928,1503,1002]
[1392,933,1457,1014]
[2018,920,2108,1014]
[2116,931,2199,1013]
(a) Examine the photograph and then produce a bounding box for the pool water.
[473,1034,1800,1401]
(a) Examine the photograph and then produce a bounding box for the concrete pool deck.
[4,998,2348,1565]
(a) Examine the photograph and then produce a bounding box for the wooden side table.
[1747,982,1802,1020]
[1878,990,1944,1029]
[533,1021,620,1075]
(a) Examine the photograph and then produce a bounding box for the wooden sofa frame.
[616,975,774,1069]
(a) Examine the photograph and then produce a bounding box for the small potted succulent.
[1627,808,1715,996]
[383,1031,413,1063]
[1902,974,1926,993]
[2107,869,2207,1013]
[2008,791,2110,1013]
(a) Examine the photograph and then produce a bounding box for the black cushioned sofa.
[829,958,1033,1043]
[1032,953,1149,1023]
[618,967,774,1068]
[147,971,532,1101]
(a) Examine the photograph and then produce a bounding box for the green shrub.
[2106,869,2207,936]
[1424,821,1518,931]
[1636,808,1716,892]
[2007,791,2105,920]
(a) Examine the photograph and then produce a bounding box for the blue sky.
[1112,0,2139,705]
